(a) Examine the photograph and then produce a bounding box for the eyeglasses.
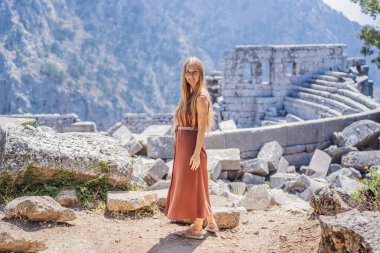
[185,71,199,77]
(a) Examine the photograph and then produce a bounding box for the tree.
[351,0,380,68]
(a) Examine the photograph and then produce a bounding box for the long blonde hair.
[174,57,215,132]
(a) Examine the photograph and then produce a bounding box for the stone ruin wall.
[3,113,96,132]
[220,44,353,128]
[123,113,174,134]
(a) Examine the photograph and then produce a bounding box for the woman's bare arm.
[193,96,208,156]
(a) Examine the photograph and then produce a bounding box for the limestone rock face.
[0,232,47,253]
[332,120,380,148]
[4,196,76,222]
[0,124,133,186]
[318,209,380,253]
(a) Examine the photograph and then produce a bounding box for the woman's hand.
[189,153,201,171]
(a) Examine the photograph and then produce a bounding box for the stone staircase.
[283,71,380,120]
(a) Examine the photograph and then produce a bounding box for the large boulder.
[4,196,76,222]
[332,119,380,148]
[0,124,134,186]
[318,209,380,253]
[341,151,380,172]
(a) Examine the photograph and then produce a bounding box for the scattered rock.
[4,196,76,222]
[148,179,171,191]
[207,158,222,181]
[283,175,327,201]
[330,175,364,195]
[238,184,272,211]
[269,173,299,189]
[341,150,380,171]
[228,182,247,195]
[241,173,265,185]
[143,158,169,186]
[111,124,143,155]
[54,190,80,207]
[310,186,355,216]
[276,157,289,174]
[324,145,358,164]
[257,141,283,172]
[106,191,157,212]
[207,148,241,171]
[0,232,47,252]
[332,119,380,148]
[308,149,331,178]
[240,158,269,176]
[326,167,362,183]
[219,119,237,131]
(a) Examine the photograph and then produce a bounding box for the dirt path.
[0,203,320,253]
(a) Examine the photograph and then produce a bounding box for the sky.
[323,0,380,26]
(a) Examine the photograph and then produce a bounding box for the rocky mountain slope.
[0,0,372,130]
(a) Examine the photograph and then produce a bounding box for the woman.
[164,57,219,240]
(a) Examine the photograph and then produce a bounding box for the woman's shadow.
[146,229,213,253]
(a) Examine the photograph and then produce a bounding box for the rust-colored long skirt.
[164,127,213,221]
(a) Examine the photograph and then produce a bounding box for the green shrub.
[0,158,140,209]
[351,166,380,211]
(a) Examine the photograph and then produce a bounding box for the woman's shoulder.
[197,89,210,99]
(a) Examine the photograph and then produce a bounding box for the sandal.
[175,224,204,240]
[205,222,219,233]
